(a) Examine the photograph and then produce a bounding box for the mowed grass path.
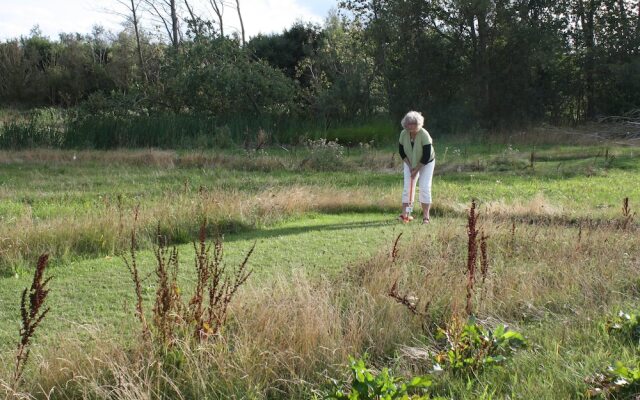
[0,212,419,350]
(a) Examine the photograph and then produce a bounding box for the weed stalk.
[12,254,52,389]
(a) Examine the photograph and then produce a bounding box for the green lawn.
[0,212,406,350]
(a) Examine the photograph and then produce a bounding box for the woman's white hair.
[401,111,424,130]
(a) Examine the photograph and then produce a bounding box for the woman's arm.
[420,144,432,164]
[409,144,432,177]
[399,143,411,167]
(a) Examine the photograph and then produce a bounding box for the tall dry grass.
[0,272,418,399]
[0,149,177,167]
[0,148,400,172]
[372,216,640,323]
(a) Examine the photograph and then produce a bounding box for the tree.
[160,36,297,118]
[114,0,148,81]
[145,0,181,48]
[0,41,28,103]
[248,22,322,84]
[235,0,246,46]
[296,13,382,123]
[209,0,225,37]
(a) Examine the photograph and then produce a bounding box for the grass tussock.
[376,219,639,324]
[0,271,419,399]
[480,193,563,218]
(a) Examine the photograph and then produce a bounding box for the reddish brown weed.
[13,254,52,389]
[126,218,254,346]
[465,200,479,316]
[621,197,634,230]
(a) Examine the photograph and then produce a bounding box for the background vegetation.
[1,0,640,148]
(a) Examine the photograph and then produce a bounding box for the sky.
[0,0,338,41]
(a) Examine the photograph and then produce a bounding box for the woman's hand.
[411,163,423,178]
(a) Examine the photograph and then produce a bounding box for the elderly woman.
[398,111,435,224]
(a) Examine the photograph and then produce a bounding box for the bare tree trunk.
[170,0,179,49]
[144,0,179,48]
[146,1,173,44]
[476,10,491,122]
[209,0,224,37]
[616,0,630,61]
[184,0,197,22]
[235,0,245,45]
[637,0,640,34]
[130,0,147,82]
[577,0,597,119]
[184,0,205,37]
[637,5,640,56]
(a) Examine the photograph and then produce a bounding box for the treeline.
[0,0,639,145]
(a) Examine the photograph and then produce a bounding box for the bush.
[324,119,395,146]
[300,138,346,171]
[0,108,65,149]
[432,316,527,374]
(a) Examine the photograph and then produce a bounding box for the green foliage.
[326,356,435,400]
[248,22,322,85]
[433,317,527,374]
[65,113,222,149]
[161,36,297,119]
[586,361,640,399]
[339,0,640,128]
[298,12,384,123]
[2,0,640,136]
[604,311,640,344]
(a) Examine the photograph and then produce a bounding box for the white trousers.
[402,161,435,204]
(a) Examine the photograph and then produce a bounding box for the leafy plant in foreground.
[604,311,640,344]
[586,361,640,398]
[433,316,527,374]
[325,356,436,400]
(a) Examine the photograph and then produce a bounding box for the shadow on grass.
[222,218,396,243]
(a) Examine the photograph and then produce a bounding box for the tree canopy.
[1,0,639,131]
